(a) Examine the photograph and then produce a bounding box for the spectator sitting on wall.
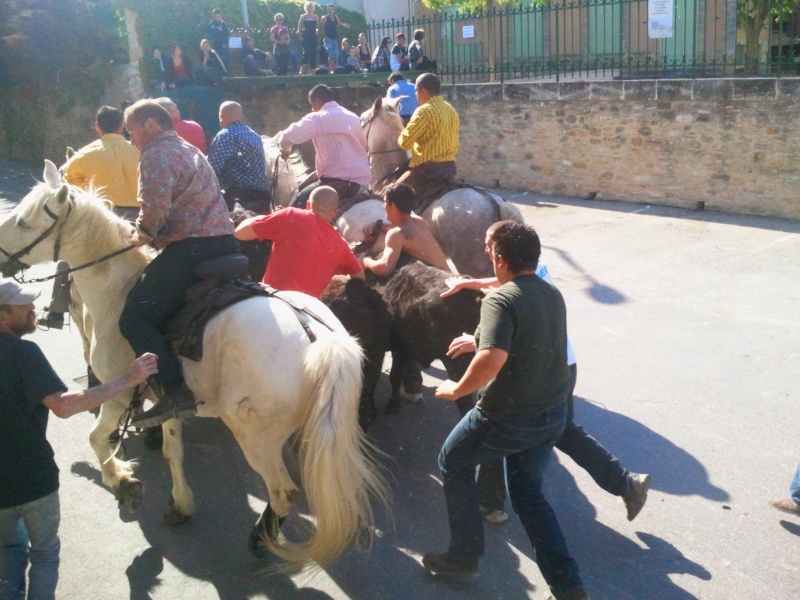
[346,46,361,72]
[409,28,437,71]
[207,8,230,69]
[390,32,410,72]
[150,48,167,91]
[357,32,371,71]
[387,71,418,125]
[241,34,274,76]
[164,43,192,88]
[194,39,228,86]
[337,38,351,68]
[371,36,392,72]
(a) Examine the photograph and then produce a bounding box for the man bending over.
[234,186,365,299]
[359,183,451,278]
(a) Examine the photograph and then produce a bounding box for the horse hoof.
[143,426,164,451]
[248,527,271,559]
[114,479,143,513]
[162,500,191,527]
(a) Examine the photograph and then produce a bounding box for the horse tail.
[490,192,525,223]
[270,330,391,569]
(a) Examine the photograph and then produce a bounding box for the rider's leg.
[120,234,240,428]
[39,263,71,329]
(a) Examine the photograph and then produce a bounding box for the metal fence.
[367,0,800,83]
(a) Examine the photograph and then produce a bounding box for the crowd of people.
[146,5,435,87]
[0,61,664,599]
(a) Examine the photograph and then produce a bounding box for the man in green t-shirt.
[424,222,588,600]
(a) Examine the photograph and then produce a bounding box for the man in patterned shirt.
[121,100,239,429]
[208,101,270,212]
[397,73,460,195]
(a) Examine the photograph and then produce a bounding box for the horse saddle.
[166,254,332,361]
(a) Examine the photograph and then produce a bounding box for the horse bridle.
[362,112,408,158]
[0,201,72,278]
[0,193,136,283]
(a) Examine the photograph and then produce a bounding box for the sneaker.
[38,311,65,330]
[480,506,509,524]
[422,552,478,578]
[768,497,800,516]
[131,379,197,429]
[622,473,651,521]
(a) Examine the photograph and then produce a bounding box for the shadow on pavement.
[779,520,800,537]
[66,379,720,599]
[510,193,800,235]
[573,396,729,501]
[541,246,628,305]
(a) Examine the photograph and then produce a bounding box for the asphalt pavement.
[1,159,799,599]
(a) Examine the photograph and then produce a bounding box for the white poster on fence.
[648,0,674,39]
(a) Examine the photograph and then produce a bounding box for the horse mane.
[20,181,149,266]
[262,134,313,183]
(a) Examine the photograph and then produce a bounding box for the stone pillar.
[125,7,143,64]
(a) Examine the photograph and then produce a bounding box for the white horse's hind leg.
[89,397,141,511]
[226,417,298,556]
[160,417,195,526]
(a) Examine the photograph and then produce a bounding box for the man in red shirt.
[154,98,206,153]
[233,186,365,298]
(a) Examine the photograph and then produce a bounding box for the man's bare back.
[392,214,450,271]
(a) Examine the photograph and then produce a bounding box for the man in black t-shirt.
[0,279,157,600]
[423,224,589,600]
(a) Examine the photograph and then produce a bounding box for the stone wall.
[445,78,800,219]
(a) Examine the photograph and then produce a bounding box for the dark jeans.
[484,364,630,513]
[222,187,271,214]
[559,364,629,496]
[289,178,361,209]
[439,403,583,595]
[119,235,240,383]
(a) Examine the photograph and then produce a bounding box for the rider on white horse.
[121,100,240,429]
[396,73,460,196]
[278,84,371,208]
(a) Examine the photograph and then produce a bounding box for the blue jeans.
[790,460,800,506]
[439,403,583,595]
[323,38,338,61]
[0,491,61,600]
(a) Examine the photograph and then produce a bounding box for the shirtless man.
[359,183,451,277]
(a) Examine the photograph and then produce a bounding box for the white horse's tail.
[270,331,390,568]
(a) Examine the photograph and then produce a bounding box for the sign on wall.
[648,0,674,39]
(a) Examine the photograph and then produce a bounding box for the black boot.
[38,309,65,330]
[131,379,197,429]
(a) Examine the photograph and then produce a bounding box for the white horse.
[0,161,389,569]
[262,98,522,276]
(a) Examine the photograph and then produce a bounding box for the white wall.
[361,0,414,24]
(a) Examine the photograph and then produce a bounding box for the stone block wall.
[444,78,800,219]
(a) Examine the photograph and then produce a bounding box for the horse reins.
[0,194,137,283]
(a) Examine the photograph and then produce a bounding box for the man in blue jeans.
[429,222,589,600]
[769,461,800,516]
[0,279,157,600]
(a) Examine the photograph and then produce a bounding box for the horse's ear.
[385,96,402,110]
[55,185,69,206]
[43,160,60,188]
[65,147,75,160]
[372,96,383,112]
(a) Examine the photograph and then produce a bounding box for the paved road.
[2,161,799,599]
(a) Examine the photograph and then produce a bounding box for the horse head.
[0,160,72,276]
[261,134,314,208]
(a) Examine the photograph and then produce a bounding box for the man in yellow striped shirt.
[63,106,140,220]
[397,73,459,197]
